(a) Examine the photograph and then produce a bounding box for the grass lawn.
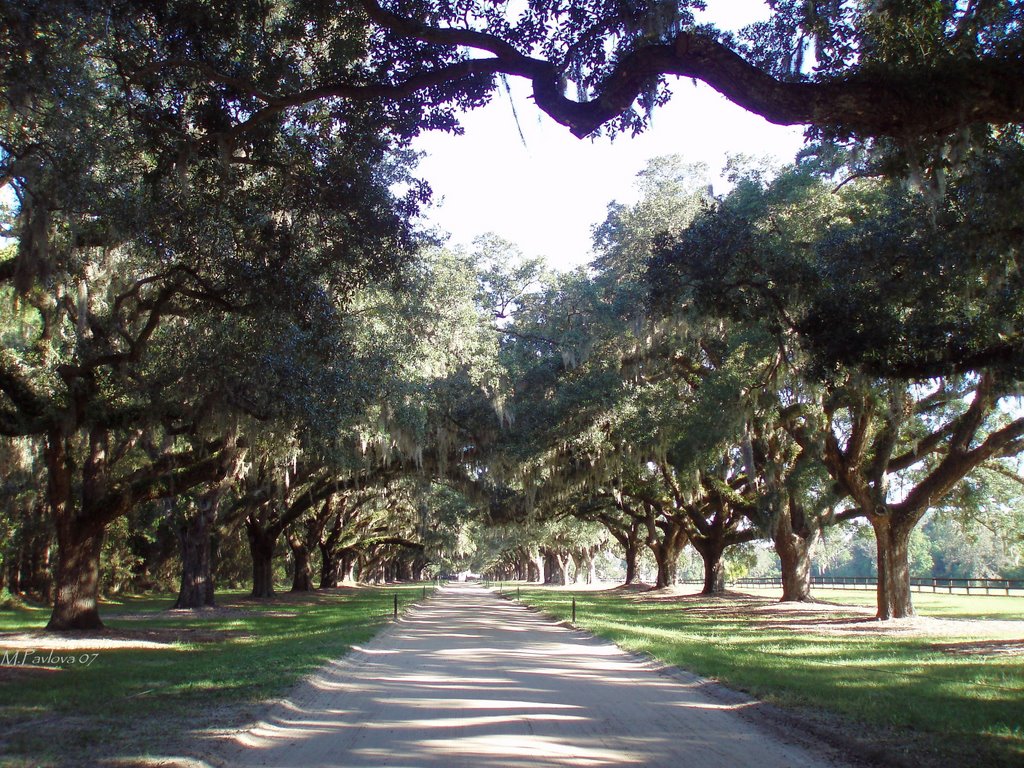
[667,583,1024,620]
[0,583,432,767]
[513,585,1024,768]
[808,588,1023,620]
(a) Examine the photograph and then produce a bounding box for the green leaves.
[652,136,1024,380]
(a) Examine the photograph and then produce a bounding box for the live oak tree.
[172,473,240,609]
[317,494,373,586]
[749,401,843,603]
[228,242,506,595]
[0,5,422,627]
[650,154,1024,617]
[478,138,1023,610]
[783,372,1024,618]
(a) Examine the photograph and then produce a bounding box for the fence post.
[572,596,576,623]
[393,594,398,619]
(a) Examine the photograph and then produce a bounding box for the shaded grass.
[0,583,432,767]
[516,586,1024,768]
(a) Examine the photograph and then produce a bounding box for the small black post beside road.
[393,594,398,619]
[572,596,576,624]
[422,585,426,599]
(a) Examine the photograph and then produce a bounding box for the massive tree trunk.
[288,535,314,592]
[340,549,357,583]
[553,551,569,585]
[604,517,642,586]
[652,524,687,589]
[319,543,341,588]
[175,490,221,609]
[569,551,584,584]
[395,556,413,582]
[247,521,278,598]
[653,542,678,588]
[46,434,106,631]
[544,549,568,585]
[48,513,106,631]
[529,550,544,583]
[871,515,915,619]
[773,500,819,603]
[412,552,429,580]
[45,426,237,627]
[513,554,528,581]
[623,537,639,585]
[291,501,333,592]
[776,531,814,603]
[584,548,598,584]
[175,508,215,608]
[692,540,726,596]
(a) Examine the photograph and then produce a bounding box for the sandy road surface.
[216,584,849,768]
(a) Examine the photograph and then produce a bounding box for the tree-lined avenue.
[216,584,847,768]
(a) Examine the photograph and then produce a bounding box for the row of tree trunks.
[542,548,570,585]
[2,502,53,601]
[496,551,533,582]
[44,423,240,630]
[320,546,358,588]
[594,494,817,598]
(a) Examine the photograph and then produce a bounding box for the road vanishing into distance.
[216,584,851,768]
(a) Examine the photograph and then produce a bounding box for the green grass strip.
[0,584,432,767]
[514,586,1024,768]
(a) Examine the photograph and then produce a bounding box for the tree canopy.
[1,2,1023,629]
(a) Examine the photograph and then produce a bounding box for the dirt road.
[216,584,849,768]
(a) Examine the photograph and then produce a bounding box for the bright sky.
[411,2,807,272]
